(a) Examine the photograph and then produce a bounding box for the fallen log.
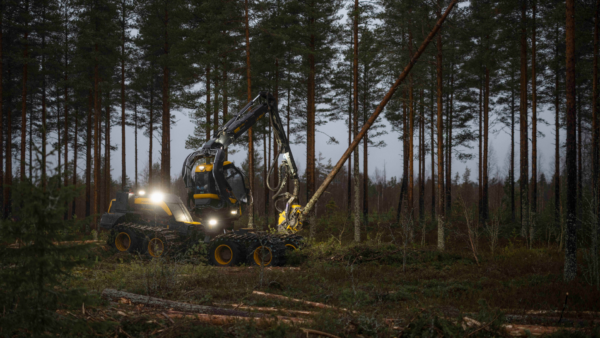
[503,324,576,337]
[252,291,351,312]
[101,289,261,318]
[217,303,316,316]
[162,310,309,325]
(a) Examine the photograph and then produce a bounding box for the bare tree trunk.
[245,0,254,228]
[520,0,529,238]
[162,5,170,190]
[86,90,92,218]
[483,67,489,224]
[223,60,228,160]
[446,68,453,220]
[64,58,69,215]
[0,0,3,216]
[531,0,537,243]
[511,70,516,223]
[264,130,268,220]
[431,67,435,219]
[408,23,415,228]
[105,91,111,206]
[214,76,219,136]
[565,0,578,282]
[436,3,445,251]
[555,27,561,239]
[149,87,154,185]
[72,111,78,217]
[593,0,600,278]
[348,57,352,215]
[419,89,425,232]
[4,106,10,218]
[363,95,369,231]
[273,59,279,220]
[206,66,211,140]
[353,0,360,242]
[134,102,138,189]
[94,43,100,230]
[121,3,126,190]
[307,10,316,237]
[21,0,28,182]
[478,77,482,224]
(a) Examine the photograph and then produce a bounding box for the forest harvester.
[99,0,455,267]
[100,92,305,266]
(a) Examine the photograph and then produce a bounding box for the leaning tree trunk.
[565,0,578,282]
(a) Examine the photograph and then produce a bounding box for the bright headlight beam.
[138,190,146,196]
[208,219,218,227]
[230,210,238,215]
[150,192,164,203]
[199,165,205,170]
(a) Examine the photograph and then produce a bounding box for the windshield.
[225,167,248,203]
[167,203,194,223]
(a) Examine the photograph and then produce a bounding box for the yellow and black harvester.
[100,92,304,266]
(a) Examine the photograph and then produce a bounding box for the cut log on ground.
[503,324,576,337]
[162,310,309,325]
[252,291,354,313]
[101,289,262,318]
[217,303,316,316]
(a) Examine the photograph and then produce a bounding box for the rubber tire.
[113,227,140,253]
[208,239,244,266]
[143,235,168,258]
[280,234,305,251]
[246,237,286,267]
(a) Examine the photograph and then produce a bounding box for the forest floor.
[68,226,600,338]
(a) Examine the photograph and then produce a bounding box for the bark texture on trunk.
[520,0,529,238]
[511,71,516,223]
[353,0,360,242]
[245,0,254,228]
[21,2,28,182]
[86,90,92,218]
[307,16,316,237]
[531,0,537,243]
[161,6,170,190]
[105,92,110,207]
[565,0,578,282]
[483,67,489,224]
[94,44,100,230]
[436,4,445,251]
[121,6,126,190]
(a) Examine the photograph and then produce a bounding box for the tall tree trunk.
[134,102,138,189]
[348,41,352,215]
[105,91,110,206]
[363,90,369,231]
[555,28,561,241]
[307,13,316,237]
[264,130,268,219]
[478,77,482,224]
[419,89,425,234]
[162,5,170,190]
[353,0,360,242]
[531,0,537,243]
[593,0,600,280]
[577,86,582,231]
[4,108,10,218]
[64,49,69,214]
[214,76,219,136]
[520,0,529,238]
[86,90,92,218]
[408,24,415,226]
[273,59,279,220]
[511,70,516,223]
[121,5,126,190]
[565,0,578,282]
[431,67,435,219]
[446,68,453,219]
[483,67,490,224]
[245,0,254,228]
[72,111,78,217]
[206,66,211,140]
[94,43,100,230]
[0,3,3,217]
[436,3,445,251]
[21,0,28,182]
[149,87,154,185]
[223,61,228,160]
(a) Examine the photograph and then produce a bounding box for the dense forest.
[0,0,597,281]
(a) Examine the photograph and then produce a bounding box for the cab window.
[225,167,248,203]
[168,203,193,223]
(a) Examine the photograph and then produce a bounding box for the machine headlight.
[199,165,205,170]
[138,190,146,196]
[208,219,218,227]
[230,210,238,215]
[150,192,164,203]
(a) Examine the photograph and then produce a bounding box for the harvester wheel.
[208,239,243,266]
[145,236,167,258]
[280,234,305,252]
[114,228,139,253]
[247,237,285,267]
